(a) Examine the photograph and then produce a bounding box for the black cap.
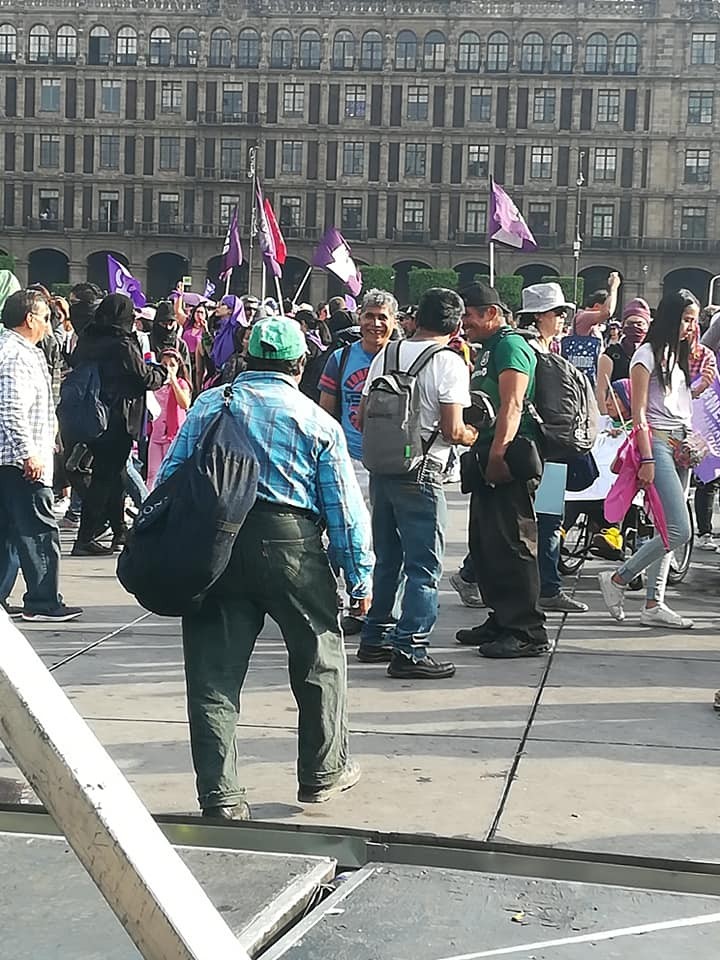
[460,282,503,310]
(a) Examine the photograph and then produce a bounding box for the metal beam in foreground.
[0,612,250,960]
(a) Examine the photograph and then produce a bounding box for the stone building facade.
[0,0,718,304]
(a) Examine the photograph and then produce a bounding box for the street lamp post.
[572,151,586,305]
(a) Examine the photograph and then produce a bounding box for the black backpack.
[527,344,599,462]
[56,363,109,443]
[117,388,259,616]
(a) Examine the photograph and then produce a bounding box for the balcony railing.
[341,227,367,242]
[198,111,261,125]
[27,217,62,231]
[279,225,320,240]
[198,167,245,180]
[393,228,430,244]
[586,236,714,253]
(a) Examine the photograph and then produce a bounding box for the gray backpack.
[362,341,448,475]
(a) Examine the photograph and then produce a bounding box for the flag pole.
[489,241,495,287]
[248,147,257,299]
[292,267,312,307]
[274,276,283,310]
[224,268,232,297]
[261,261,267,301]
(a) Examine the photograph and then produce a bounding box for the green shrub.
[51,282,73,298]
[543,276,584,306]
[408,267,459,304]
[361,265,394,293]
[475,274,523,311]
[0,254,16,273]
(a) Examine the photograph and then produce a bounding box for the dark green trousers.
[182,505,348,810]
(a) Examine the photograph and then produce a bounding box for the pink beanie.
[622,298,651,323]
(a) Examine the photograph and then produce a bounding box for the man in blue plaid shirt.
[157,316,372,820]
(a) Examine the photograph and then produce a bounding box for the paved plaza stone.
[2,489,719,861]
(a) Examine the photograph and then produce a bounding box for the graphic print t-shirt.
[318,341,375,460]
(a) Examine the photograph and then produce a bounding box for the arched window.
[614,32,638,74]
[270,28,292,68]
[423,30,446,70]
[299,28,321,69]
[88,25,110,65]
[550,32,573,73]
[177,27,198,67]
[149,26,171,66]
[520,32,544,72]
[55,25,77,63]
[238,28,260,68]
[487,31,509,72]
[116,26,137,66]
[0,23,17,64]
[457,31,481,73]
[585,33,608,73]
[209,28,231,67]
[360,30,383,70]
[395,29,417,69]
[28,25,50,63]
[332,29,355,69]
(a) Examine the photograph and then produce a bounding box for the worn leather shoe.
[455,620,500,646]
[387,653,456,679]
[71,540,113,557]
[356,644,393,663]
[201,802,251,821]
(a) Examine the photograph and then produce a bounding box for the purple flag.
[693,378,720,482]
[345,294,357,311]
[107,255,146,309]
[312,227,362,296]
[220,205,243,279]
[256,181,282,279]
[211,296,248,369]
[203,278,216,299]
[488,181,537,252]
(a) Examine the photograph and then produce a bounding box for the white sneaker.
[697,534,717,551]
[52,496,70,518]
[640,603,694,630]
[598,570,626,622]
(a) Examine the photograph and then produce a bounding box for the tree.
[0,254,16,273]
[52,282,73,299]
[362,265,394,293]
[475,274,523,311]
[408,267,459,304]
[543,276,584,307]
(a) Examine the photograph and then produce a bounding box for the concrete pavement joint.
[484,612,568,842]
[48,613,152,672]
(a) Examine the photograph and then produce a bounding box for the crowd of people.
[0,268,717,819]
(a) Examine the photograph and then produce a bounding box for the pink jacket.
[604,429,670,549]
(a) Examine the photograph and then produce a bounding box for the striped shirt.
[157,370,373,597]
[0,329,56,485]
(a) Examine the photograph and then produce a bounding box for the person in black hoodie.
[149,301,191,370]
[69,294,167,556]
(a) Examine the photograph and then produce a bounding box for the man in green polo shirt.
[456,282,548,659]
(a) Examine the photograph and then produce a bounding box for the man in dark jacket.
[68,294,167,556]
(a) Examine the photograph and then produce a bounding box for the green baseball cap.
[247,317,306,361]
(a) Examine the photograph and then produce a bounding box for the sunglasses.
[553,307,568,317]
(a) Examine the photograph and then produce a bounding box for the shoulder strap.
[383,340,401,375]
[338,344,352,383]
[407,342,451,377]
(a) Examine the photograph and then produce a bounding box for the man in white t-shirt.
[357,288,477,680]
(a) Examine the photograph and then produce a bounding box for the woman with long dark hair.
[599,289,698,629]
[69,294,167,555]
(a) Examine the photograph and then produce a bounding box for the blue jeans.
[124,454,149,508]
[537,512,562,598]
[0,466,62,614]
[66,487,82,523]
[361,472,447,660]
[616,433,691,602]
